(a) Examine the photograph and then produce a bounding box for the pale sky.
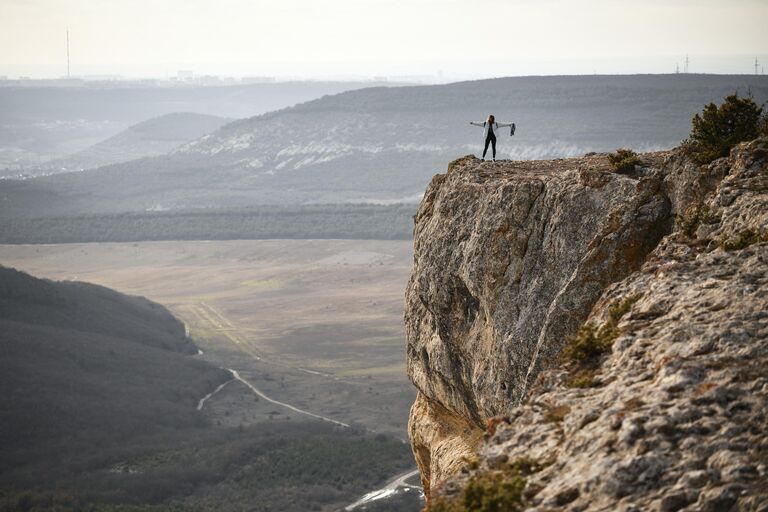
[1,0,767,79]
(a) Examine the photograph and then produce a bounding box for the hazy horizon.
[1,62,767,83]
[1,0,766,80]
[1,2,767,511]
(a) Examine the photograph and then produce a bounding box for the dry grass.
[720,228,768,251]
[544,404,571,423]
[561,294,642,368]
[0,239,416,437]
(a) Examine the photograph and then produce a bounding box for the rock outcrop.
[405,139,768,509]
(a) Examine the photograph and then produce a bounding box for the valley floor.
[0,239,421,511]
[0,239,415,437]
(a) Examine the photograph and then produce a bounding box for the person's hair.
[487,114,495,124]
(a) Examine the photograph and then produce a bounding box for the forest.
[0,204,416,244]
[0,267,414,512]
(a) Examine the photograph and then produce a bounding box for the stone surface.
[406,151,672,494]
[408,391,485,499]
[406,139,768,509]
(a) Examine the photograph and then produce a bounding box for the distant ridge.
[39,112,231,174]
[1,74,766,219]
[0,80,394,173]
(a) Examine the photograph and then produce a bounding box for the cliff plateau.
[406,139,768,510]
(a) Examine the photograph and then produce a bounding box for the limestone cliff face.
[406,139,768,508]
[406,153,672,495]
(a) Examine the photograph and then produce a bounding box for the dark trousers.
[483,134,497,159]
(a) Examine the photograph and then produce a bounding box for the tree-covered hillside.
[0,267,415,511]
[0,204,416,244]
[1,74,766,218]
[0,81,391,172]
[37,112,232,173]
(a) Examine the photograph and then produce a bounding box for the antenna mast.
[756,57,759,75]
[684,54,689,74]
[66,28,70,78]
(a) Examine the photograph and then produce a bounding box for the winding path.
[228,369,351,428]
[344,468,421,511]
[196,378,233,410]
[195,366,350,427]
[189,311,414,508]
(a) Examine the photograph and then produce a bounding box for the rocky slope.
[405,138,768,510]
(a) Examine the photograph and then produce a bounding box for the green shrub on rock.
[686,93,763,165]
[430,457,546,512]
[720,228,768,251]
[677,204,720,239]
[561,300,634,389]
[607,148,642,172]
[431,474,525,512]
[561,294,641,368]
[566,372,600,389]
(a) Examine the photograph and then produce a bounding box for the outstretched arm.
[495,122,513,128]
[469,121,484,127]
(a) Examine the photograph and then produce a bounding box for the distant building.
[199,75,223,86]
[241,76,276,84]
[177,70,194,80]
[80,74,122,81]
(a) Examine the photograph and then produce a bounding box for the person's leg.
[491,136,497,160]
[482,137,491,159]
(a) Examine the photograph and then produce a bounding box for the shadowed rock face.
[407,138,768,509]
[405,152,673,493]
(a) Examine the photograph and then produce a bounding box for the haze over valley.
[2,75,767,219]
[2,0,767,509]
[0,259,415,511]
[1,74,766,249]
[0,81,392,175]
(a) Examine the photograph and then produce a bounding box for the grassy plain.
[0,239,416,437]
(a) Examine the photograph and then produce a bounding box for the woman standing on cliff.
[470,115,515,161]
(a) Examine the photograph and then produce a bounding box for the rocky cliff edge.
[405,139,768,510]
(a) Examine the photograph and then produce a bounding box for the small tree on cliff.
[607,148,642,173]
[686,93,763,164]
